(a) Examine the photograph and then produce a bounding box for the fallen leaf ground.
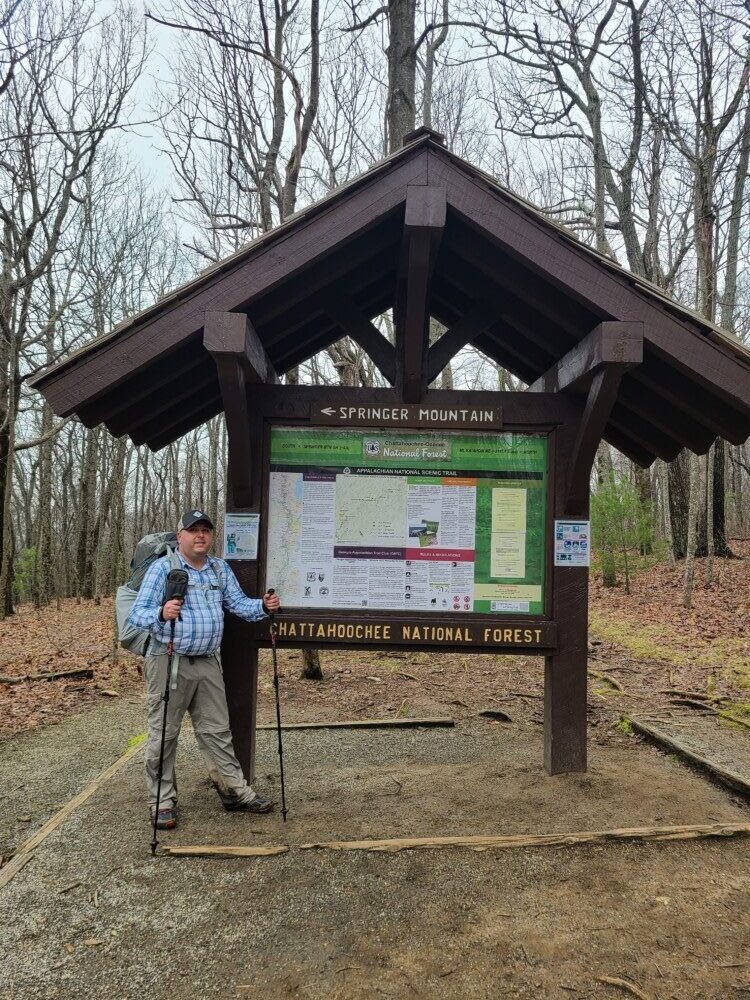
[0,544,748,744]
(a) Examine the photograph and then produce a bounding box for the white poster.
[554,520,590,567]
[224,512,260,561]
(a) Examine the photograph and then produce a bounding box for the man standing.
[128,508,280,830]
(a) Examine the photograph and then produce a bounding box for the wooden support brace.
[204,312,275,508]
[527,322,644,513]
[395,185,446,402]
[566,367,625,513]
[324,295,396,384]
[425,300,497,384]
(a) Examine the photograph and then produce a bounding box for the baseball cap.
[178,508,215,531]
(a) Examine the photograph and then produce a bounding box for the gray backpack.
[115,532,180,655]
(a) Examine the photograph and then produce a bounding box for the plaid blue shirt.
[128,552,267,656]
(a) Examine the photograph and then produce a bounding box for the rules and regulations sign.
[553,520,590,567]
[224,512,260,561]
[265,427,548,615]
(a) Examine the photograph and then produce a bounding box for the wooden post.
[204,312,274,782]
[545,420,589,774]
[221,557,259,782]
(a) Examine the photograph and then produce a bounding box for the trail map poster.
[266,428,548,615]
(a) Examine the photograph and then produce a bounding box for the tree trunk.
[706,445,714,585]
[682,452,703,608]
[658,460,676,569]
[711,439,733,557]
[300,648,323,680]
[387,0,417,152]
[76,428,99,600]
[597,443,617,587]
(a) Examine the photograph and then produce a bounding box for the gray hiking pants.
[144,651,256,811]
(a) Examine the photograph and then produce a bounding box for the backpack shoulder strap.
[168,547,182,571]
[208,556,228,591]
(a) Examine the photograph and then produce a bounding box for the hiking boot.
[150,807,177,829]
[225,793,274,814]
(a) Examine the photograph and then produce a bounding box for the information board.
[266,428,548,615]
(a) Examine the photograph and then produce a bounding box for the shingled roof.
[30,128,750,465]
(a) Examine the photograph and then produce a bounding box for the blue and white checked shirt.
[128,551,267,656]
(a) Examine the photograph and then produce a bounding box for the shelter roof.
[31,129,750,464]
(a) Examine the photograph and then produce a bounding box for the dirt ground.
[1,692,749,1000]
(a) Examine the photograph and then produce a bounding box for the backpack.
[115,532,180,655]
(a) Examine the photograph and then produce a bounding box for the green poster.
[267,427,547,615]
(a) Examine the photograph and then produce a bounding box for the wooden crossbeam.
[324,296,396,384]
[395,185,445,402]
[425,301,497,384]
[204,312,276,507]
[527,321,643,393]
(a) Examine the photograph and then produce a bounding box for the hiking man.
[128,508,280,829]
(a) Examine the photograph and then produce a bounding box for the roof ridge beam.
[395,185,445,402]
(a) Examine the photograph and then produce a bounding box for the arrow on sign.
[320,406,336,416]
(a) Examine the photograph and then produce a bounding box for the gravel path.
[0,694,144,859]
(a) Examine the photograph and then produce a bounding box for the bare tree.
[0,0,146,616]
[152,0,320,249]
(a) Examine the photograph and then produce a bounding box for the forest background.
[1,0,749,665]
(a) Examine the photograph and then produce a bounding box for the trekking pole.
[151,568,188,856]
[267,589,288,822]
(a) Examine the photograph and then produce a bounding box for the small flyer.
[223,512,260,561]
[553,520,590,567]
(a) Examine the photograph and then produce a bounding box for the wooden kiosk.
[32,128,750,779]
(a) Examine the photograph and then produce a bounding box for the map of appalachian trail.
[266,472,304,598]
[335,475,407,546]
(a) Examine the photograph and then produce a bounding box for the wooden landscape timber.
[158,823,750,861]
[255,717,455,731]
[629,718,750,796]
[300,822,750,853]
[0,738,146,890]
[162,845,289,859]
[29,128,750,784]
